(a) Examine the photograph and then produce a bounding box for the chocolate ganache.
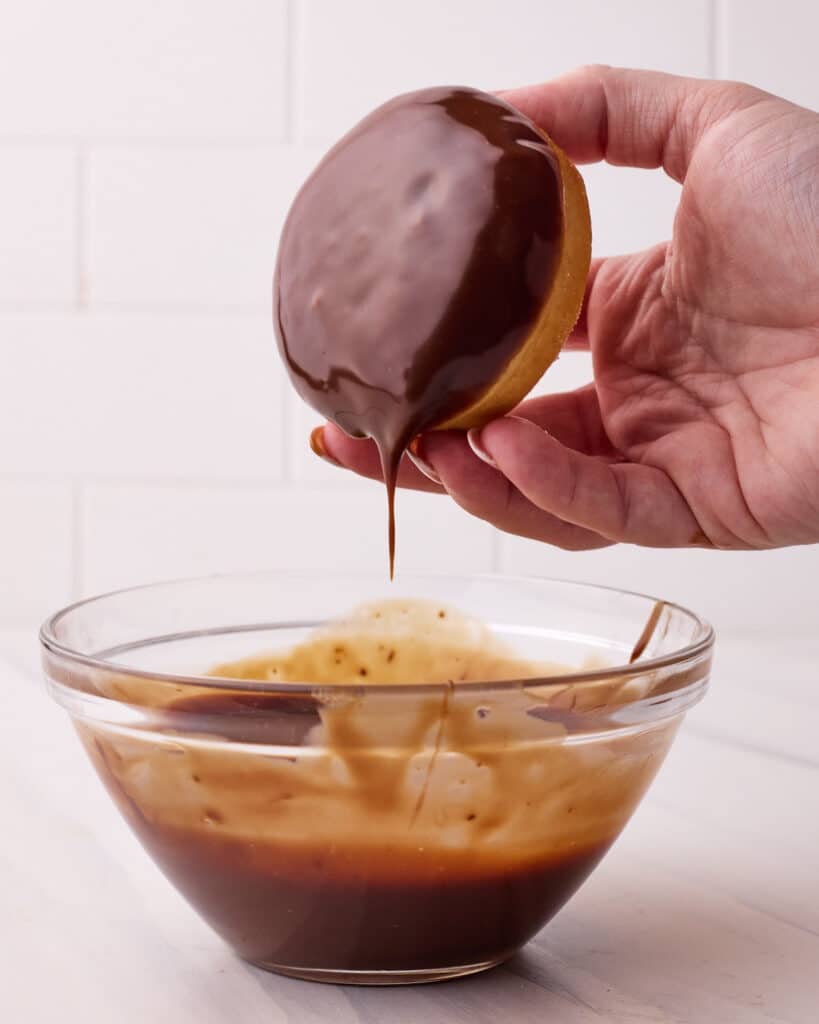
[274,86,565,572]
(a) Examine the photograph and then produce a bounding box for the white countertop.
[3,629,818,1023]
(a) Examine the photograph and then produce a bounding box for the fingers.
[318,382,616,486]
[312,420,613,550]
[469,416,706,547]
[501,66,765,181]
[417,431,612,551]
[314,395,705,549]
[316,424,444,493]
[512,384,618,458]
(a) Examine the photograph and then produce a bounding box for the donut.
[274,86,591,571]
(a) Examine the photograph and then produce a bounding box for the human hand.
[314,66,819,551]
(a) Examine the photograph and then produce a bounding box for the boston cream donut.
[274,86,591,572]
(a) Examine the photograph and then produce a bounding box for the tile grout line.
[0,304,274,317]
[285,0,300,145]
[70,480,85,600]
[708,0,722,78]
[74,145,87,311]
[0,136,290,148]
[0,469,367,491]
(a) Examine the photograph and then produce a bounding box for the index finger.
[501,65,765,182]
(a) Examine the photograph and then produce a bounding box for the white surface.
[582,165,681,258]
[0,1,818,627]
[0,1,288,139]
[0,314,285,479]
[499,533,819,634]
[297,0,709,141]
[80,482,494,592]
[0,481,73,625]
[3,630,818,1022]
[0,147,76,307]
[87,146,321,310]
[720,0,819,110]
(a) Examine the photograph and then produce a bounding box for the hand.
[314,66,819,551]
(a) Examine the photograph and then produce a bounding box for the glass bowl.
[40,571,713,985]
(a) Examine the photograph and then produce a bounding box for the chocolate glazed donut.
[274,87,591,573]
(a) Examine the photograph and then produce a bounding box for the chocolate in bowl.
[41,572,713,984]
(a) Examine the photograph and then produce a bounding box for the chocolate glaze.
[127,820,608,972]
[274,87,564,573]
[78,602,678,978]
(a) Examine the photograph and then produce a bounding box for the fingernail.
[467,428,498,469]
[407,437,442,484]
[309,426,339,466]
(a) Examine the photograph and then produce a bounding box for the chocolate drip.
[274,87,563,573]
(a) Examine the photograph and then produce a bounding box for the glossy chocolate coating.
[130,822,607,972]
[79,602,676,977]
[274,87,564,571]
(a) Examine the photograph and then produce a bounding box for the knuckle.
[705,79,769,119]
[610,470,633,542]
[575,62,614,80]
[719,79,764,102]
[448,488,493,523]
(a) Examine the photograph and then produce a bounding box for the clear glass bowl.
[41,572,713,985]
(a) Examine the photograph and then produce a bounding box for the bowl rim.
[39,570,715,697]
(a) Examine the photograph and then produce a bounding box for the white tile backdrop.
[1,0,817,632]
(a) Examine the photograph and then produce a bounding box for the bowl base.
[245,956,506,986]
